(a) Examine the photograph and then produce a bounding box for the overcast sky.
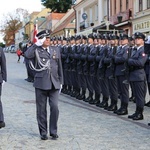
[0,0,44,42]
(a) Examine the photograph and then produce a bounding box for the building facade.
[109,0,133,35]
[74,0,108,35]
[132,0,150,36]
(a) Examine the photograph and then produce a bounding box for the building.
[51,8,75,37]
[109,0,133,35]
[132,0,150,36]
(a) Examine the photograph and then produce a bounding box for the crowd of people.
[56,31,150,122]
[1,29,150,140]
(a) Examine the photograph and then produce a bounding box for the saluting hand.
[35,37,46,46]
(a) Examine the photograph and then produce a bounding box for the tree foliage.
[41,0,73,13]
[0,8,29,45]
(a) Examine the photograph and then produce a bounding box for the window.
[95,4,98,21]
[147,0,150,8]
[126,0,129,9]
[139,0,143,11]
[114,0,116,14]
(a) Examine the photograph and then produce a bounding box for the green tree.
[41,0,73,13]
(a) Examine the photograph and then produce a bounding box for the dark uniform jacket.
[0,47,7,83]
[128,46,147,81]
[114,45,129,76]
[24,44,63,90]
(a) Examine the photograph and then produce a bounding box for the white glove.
[35,37,46,46]
[2,80,5,86]
[59,84,63,94]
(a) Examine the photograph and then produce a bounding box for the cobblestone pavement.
[0,53,150,150]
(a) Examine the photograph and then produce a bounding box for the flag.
[33,24,38,43]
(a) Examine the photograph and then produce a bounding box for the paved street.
[0,52,150,150]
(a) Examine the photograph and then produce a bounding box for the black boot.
[107,99,118,111]
[78,89,86,100]
[76,88,81,99]
[89,93,100,105]
[0,121,5,129]
[116,102,128,115]
[97,96,108,108]
[84,92,93,102]
[132,107,144,120]
[145,101,150,107]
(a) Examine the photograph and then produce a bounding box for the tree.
[0,8,29,46]
[41,0,73,13]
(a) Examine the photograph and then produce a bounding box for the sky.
[0,0,44,42]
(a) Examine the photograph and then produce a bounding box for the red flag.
[33,24,38,43]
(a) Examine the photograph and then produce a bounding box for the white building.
[74,0,109,35]
[132,0,150,36]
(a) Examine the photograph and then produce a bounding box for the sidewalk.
[0,53,150,150]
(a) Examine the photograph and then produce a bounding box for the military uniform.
[0,47,7,129]
[96,35,109,108]
[128,32,147,120]
[24,30,63,140]
[114,34,129,115]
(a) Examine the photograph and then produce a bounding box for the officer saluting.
[25,30,63,140]
[128,32,147,120]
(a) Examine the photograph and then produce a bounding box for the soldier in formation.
[51,31,149,122]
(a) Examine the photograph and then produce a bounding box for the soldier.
[61,37,69,94]
[144,36,150,107]
[89,34,101,105]
[22,41,34,83]
[74,35,82,99]
[128,37,136,103]
[83,33,94,102]
[69,36,78,97]
[24,29,63,140]
[114,34,129,115]
[104,34,118,111]
[79,35,88,100]
[96,34,109,109]
[0,46,7,129]
[128,32,147,120]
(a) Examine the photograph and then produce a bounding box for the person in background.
[16,48,22,63]
[22,41,35,82]
[0,46,7,129]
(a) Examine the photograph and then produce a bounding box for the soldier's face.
[98,39,102,44]
[88,38,93,44]
[121,39,128,45]
[111,40,115,45]
[94,39,98,45]
[135,38,144,46]
[43,37,51,47]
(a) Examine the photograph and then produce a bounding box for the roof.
[52,11,75,34]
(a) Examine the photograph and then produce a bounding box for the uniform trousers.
[35,88,59,136]
[0,84,4,122]
[132,81,147,108]
[116,75,129,104]
[100,78,109,98]
[108,78,118,100]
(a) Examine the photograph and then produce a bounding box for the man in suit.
[24,30,63,140]
[0,46,7,129]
